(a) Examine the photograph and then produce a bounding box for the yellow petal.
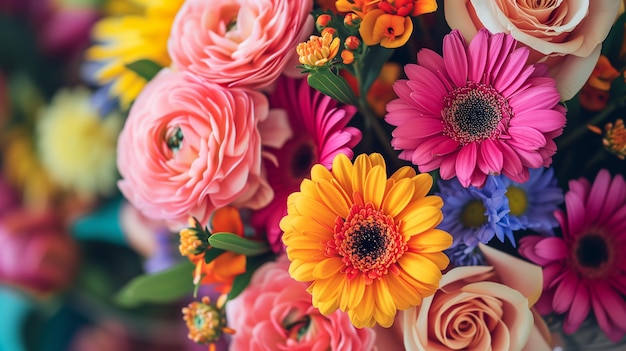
[310,163,333,182]
[385,272,423,310]
[316,179,352,217]
[373,279,397,326]
[313,258,345,279]
[331,154,354,195]
[407,228,453,253]
[382,178,415,217]
[289,260,319,281]
[411,173,434,199]
[390,165,416,182]
[364,165,387,209]
[399,205,443,237]
[398,252,443,286]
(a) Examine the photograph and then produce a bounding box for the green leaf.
[204,247,226,263]
[360,46,395,95]
[114,260,195,307]
[208,233,270,256]
[307,69,358,105]
[125,59,163,81]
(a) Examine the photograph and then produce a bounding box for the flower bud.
[316,14,332,32]
[341,50,354,65]
[344,36,360,51]
[344,13,361,27]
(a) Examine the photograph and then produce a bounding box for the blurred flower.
[385,29,566,188]
[0,173,19,216]
[297,32,341,68]
[36,2,99,58]
[226,256,376,350]
[167,0,314,89]
[36,87,123,201]
[84,0,184,110]
[280,153,452,328]
[1,127,60,210]
[342,62,401,116]
[251,76,360,253]
[359,1,437,48]
[499,167,564,235]
[0,208,79,296]
[403,244,552,351]
[116,69,290,229]
[589,118,626,160]
[444,0,622,101]
[437,176,514,256]
[445,242,485,267]
[519,169,626,342]
[183,295,234,350]
[579,55,621,111]
[335,0,378,16]
[180,209,247,293]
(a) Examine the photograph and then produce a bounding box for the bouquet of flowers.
[1,0,626,350]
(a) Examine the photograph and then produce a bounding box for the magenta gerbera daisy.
[385,28,566,188]
[519,169,626,342]
[252,76,361,252]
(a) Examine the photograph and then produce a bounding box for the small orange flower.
[296,32,341,68]
[341,50,355,64]
[579,56,620,112]
[182,295,235,351]
[336,0,378,17]
[179,207,247,293]
[589,119,626,160]
[359,9,413,48]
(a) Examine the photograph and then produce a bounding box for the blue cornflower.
[437,176,515,249]
[499,167,564,235]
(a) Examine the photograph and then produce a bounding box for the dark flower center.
[166,126,184,153]
[290,139,317,180]
[331,202,407,284]
[576,234,609,268]
[443,82,512,145]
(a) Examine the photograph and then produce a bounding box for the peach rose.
[117,68,290,230]
[167,0,314,90]
[444,0,622,101]
[225,256,376,351]
[402,244,552,351]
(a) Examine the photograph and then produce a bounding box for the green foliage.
[114,260,195,307]
[307,69,358,105]
[125,59,163,81]
[208,232,270,256]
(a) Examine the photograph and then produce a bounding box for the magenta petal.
[564,283,591,333]
[585,169,611,223]
[466,28,488,83]
[599,173,626,223]
[510,110,566,133]
[507,126,547,150]
[552,270,578,313]
[564,190,587,236]
[477,139,503,174]
[442,30,468,87]
[455,143,477,187]
[439,153,458,180]
[534,237,568,260]
[493,47,530,93]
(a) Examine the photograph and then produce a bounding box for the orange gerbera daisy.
[280,153,452,328]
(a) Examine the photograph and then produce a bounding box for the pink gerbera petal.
[385,28,565,188]
[519,170,626,341]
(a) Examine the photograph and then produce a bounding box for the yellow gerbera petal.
[282,153,451,328]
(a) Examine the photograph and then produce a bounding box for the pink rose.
[117,68,287,229]
[444,0,622,101]
[167,0,314,90]
[402,245,553,351]
[225,256,376,351]
[0,208,79,296]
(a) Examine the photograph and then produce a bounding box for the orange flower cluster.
[179,207,247,293]
[579,55,621,111]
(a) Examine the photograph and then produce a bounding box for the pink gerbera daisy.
[519,169,626,342]
[385,28,566,188]
[252,76,361,252]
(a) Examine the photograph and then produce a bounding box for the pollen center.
[460,200,487,228]
[507,186,528,216]
[573,233,614,279]
[442,82,512,145]
[332,202,406,284]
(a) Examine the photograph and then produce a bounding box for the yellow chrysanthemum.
[280,153,453,328]
[85,0,184,109]
[35,87,123,200]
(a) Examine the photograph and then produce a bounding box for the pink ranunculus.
[444,0,622,101]
[117,68,287,230]
[167,0,314,90]
[225,256,376,351]
[0,208,79,296]
[402,244,553,351]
